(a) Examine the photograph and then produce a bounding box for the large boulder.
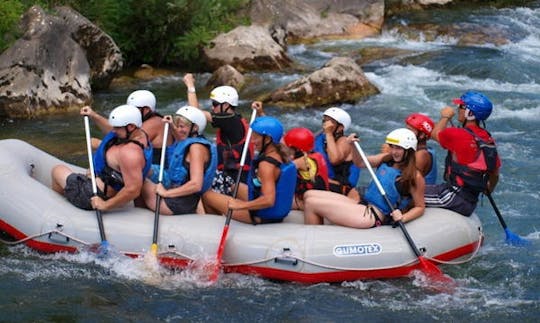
[0,6,122,118]
[202,25,292,72]
[249,0,385,42]
[264,57,380,108]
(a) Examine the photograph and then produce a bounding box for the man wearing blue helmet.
[202,116,296,224]
[424,91,501,216]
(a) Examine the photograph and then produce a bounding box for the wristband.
[187,87,196,93]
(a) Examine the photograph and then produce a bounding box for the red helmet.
[283,127,315,152]
[405,113,434,137]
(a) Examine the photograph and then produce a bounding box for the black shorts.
[163,194,200,215]
[64,173,96,210]
[424,183,478,216]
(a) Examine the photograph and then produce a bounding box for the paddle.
[485,192,530,246]
[150,122,170,256]
[84,115,109,256]
[353,141,451,284]
[209,109,257,282]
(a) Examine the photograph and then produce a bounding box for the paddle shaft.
[213,109,257,276]
[485,192,508,229]
[84,116,107,242]
[353,141,423,258]
[152,122,169,250]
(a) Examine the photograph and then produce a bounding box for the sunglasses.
[211,101,221,107]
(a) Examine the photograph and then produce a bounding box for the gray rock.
[0,6,122,118]
[265,56,380,108]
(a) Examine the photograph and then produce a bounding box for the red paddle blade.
[418,256,457,293]
[208,224,230,282]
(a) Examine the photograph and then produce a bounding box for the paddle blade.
[209,224,230,282]
[97,241,109,258]
[151,243,158,256]
[504,228,531,247]
[417,256,457,293]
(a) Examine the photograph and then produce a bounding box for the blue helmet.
[453,91,493,121]
[250,116,284,144]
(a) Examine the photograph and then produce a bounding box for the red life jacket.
[444,128,498,193]
[215,117,253,172]
[295,152,329,199]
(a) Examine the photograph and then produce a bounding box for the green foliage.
[1,0,250,68]
[0,0,25,53]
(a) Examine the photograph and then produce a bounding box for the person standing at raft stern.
[424,91,501,217]
[304,129,426,228]
[283,127,329,210]
[51,105,153,211]
[141,106,217,215]
[183,74,264,196]
[81,89,172,164]
[313,107,361,201]
[202,116,296,224]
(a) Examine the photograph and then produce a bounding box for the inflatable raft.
[0,139,483,283]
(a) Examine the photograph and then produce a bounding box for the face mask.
[210,112,236,128]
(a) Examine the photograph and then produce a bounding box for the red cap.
[452,98,465,105]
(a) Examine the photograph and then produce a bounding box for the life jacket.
[215,117,253,173]
[150,136,217,193]
[248,155,296,220]
[141,111,164,164]
[419,146,437,185]
[444,127,498,193]
[295,152,329,198]
[94,131,153,192]
[363,163,411,216]
[314,133,360,187]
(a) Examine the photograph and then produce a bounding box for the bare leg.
[51,165,73,194]
[304,190,374,228]
[141,180,173,215]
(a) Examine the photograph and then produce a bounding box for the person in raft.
[202,116,297,224]
[183,74,263,195]
[382,113,438,185]
[51,105,153,211]
[81,89,172,164]
[313,107,361,201]
[303,128,426,228]
[424,91,500,216]
[283,127,329,210]
[141,106,217,215]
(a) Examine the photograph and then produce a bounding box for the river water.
[1,3,539,322]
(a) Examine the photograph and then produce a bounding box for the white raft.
[0,139,483,283]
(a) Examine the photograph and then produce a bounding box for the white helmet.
[323,107,351,131]
[210,86,239,106]
[175,106,207,134]
[126,90,156,111]
[385,128,418,151]
[109,104,142,127]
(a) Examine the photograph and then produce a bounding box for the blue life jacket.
[248,155,296,220]
[363,163,411,216]
[94,131,153,191]
[150,136,217,193]
[314,133,360,187]
[423,146,438,185]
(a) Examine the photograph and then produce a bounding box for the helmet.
[283,127,315,152]
[109,104,142,127]
[452,91,493,121]
[250,116,284,144]
[126,90,157,111]
[175,105,207,134]
[386,128,418,151]
[405,113,434,136]
[210,86,239,106]
[323,107,351,131]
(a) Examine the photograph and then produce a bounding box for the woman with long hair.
[304,128,426,228]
